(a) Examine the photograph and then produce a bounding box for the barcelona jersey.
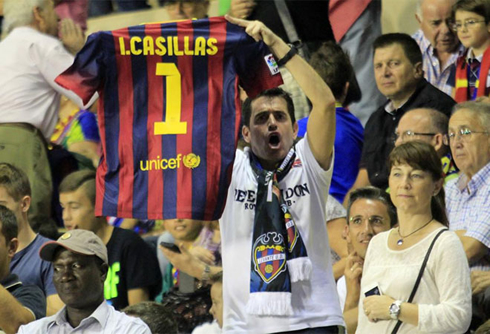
[56,17,283,220]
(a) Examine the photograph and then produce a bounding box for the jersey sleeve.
[14,285,47,320]
[233,33,283,98]
[55,32,104,105]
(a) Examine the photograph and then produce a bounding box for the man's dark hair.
[309,41,361,106]
[242,88,295,128]
[373,33,423,66]
[0,163,31,201]
[123,301,179,334]
[453,0,490,23]
[0,204,18,243]
[347,187,397,228]
[59,170,96,206]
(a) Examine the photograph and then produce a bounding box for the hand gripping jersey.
[56,17,282,220]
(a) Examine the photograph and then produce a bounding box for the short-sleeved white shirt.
[220,136,344,333]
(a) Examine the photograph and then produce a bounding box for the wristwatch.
[389,300,403,320]
[201,264,211,282]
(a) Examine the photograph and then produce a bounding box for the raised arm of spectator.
[225,15,336,170]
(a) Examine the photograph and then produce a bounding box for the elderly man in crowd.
[413,0,464,96]
[17,229,151,333]
[0,205,45,334]
[0,0,95,220]
[346,33,455,203]
[338,187,396,334]
[446,101,490,328]
[447,101,490,328]
[394,108,458,183]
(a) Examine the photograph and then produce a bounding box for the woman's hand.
[363,295,395,322]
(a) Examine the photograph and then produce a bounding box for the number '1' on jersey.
[56,17,283,220]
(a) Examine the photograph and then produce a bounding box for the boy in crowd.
[0,163,63,315]
[59,170,161,310]
[453,0,490,101]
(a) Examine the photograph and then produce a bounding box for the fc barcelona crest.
[252,232,287,283]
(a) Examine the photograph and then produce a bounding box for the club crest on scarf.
[283,204,298,251]
[252,232,287,283]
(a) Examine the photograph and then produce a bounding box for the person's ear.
[7,238,18,258]
[344,224,352,243]
[100,262,109,282]
[32,6,46,33]
[414,62,423,79]
[433,178,443,196]
[432,133,444,153]
[415,12,422,25]
[21,195,31,214]
[242,125,251,144]
[293,121,298,138]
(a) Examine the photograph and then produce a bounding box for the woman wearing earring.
[356,141,471,333]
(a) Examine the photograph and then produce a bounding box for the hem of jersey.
[96,209,220,220]
[223,319,345,334]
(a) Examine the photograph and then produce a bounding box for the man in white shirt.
[162,16,343,333]
[340,187,395,334]
[17,229,151,334]
[0,0,94,220]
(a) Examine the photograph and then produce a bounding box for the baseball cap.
[39,229,108,264]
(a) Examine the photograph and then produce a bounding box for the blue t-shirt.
[10,234,56,297]
[297,106,364,203]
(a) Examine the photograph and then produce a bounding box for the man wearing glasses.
[413,0,464,96]
[394,108,458,184]
[446,101,490,328]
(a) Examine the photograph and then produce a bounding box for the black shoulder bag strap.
[391,228,448,334]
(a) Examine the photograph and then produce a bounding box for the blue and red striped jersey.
[56,17,283,220]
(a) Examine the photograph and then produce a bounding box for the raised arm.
[225,15,336,170]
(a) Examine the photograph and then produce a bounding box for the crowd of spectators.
[1,0,490,333]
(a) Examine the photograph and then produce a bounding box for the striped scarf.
[454,47,490,102]
[246,146,312,316]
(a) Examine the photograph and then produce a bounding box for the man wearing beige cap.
[17,229,151,334]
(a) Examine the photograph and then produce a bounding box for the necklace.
[397,217,433,246]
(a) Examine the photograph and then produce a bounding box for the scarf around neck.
[246,146,312,316]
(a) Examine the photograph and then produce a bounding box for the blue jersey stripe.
[161,22,179,219]
[214,21,238,220]
[191,19,210,220]
[129,26,150,218]
[102,32,120,214]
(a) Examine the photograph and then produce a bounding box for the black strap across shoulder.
[391,228,448,334]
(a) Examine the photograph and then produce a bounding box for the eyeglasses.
[349,216,385,226]
[393,130,436,142]
[452,20,487,31]
[448,127,489,143]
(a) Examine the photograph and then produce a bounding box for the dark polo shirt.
[1,273,46,320]
[360,79,455,189]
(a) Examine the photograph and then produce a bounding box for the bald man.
[413,0,464,96]
[394,108,458,183]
